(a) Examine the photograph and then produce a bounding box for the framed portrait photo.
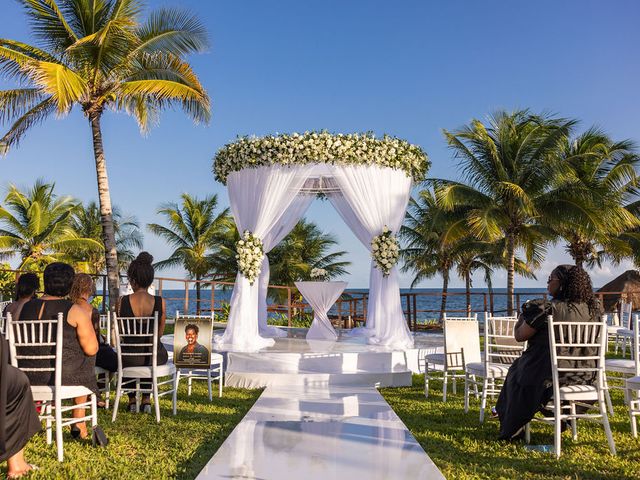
[173,317,213,368]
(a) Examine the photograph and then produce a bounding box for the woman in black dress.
[18,263,98,439]
[495,264,600,440]
[116,252,168,413]
[1,333,40,478]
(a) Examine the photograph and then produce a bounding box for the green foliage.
[381,374,640,480]
[268,311,314,328]
[21,382,261,479]
[214,301,231,322]
[0,263,15,300]
[69,201,143,274]
[0,180,102,270]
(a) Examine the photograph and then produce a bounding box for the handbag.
[92,425,109,447]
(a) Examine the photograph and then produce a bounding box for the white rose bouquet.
[371,226,399,277]
[310,267,328,281]
[236,230,264,285]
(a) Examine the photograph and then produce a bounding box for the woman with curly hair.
[495,264,601,440]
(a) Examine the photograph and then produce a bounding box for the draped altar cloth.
[216,163,414,351]
[295,281,348,341]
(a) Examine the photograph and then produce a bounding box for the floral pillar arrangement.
[371,226,399,276]
[236,230,264,285]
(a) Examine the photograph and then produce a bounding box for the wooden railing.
[1,268,637,331]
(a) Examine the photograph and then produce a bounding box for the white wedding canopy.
[214,162,415,351]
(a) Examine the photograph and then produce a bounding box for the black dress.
[18,299,98,394]
[118,295,168,368]
[496,299,599,439]
[91,308,118,373]
[0,334,41,461]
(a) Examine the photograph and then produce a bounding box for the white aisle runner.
[195,385,444,480]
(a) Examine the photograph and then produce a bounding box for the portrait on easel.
[173,318,212,368]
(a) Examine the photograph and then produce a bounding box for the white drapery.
[258,194,314,337]
[329,165,413,349]
[215,165,313,350]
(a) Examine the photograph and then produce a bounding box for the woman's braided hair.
[562,265,599,314]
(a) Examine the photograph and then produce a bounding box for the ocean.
[156,287,550,321]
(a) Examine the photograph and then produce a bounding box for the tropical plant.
[0,180,102,270]
[0,0,211,305]
[437,110,574,313]
[401,189,470,320]
[148,193,231,314]
[543,127,639,267]
[268,219,350,289]
[69,201,143,273]
[0,263,16,300]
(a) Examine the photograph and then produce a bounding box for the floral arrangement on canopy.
[309,267,329,281]
[213,131,429,184]
[371,226,399,276]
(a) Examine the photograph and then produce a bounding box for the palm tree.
[543,127,639,267]
[69,201,143,273]
[148,194,230,314]
[437,110,574,314]
[0,0,211,305]
[401,189,469,320]
[268,220,350,286]
[0,180,101,270]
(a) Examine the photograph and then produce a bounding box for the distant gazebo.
[597,270,640,311]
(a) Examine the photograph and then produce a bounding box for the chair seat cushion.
[557,384,598,400]
[466,361,510,378]
[95,366,110,375]
[627,375,640,389]
[121,362,176,379]
[605,358,635,374]
[31,384,94,401]
[608,325,623,334]
[617,328,633,338]
[425,353,445,365]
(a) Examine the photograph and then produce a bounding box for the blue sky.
[1,0,639,288]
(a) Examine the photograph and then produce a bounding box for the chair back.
[548,316,606,398]
[99,312,111,345]
[632,314,640,375]
[5,312,64,389]
[443,313,480,368]
[0,300,10,335]
[113,313,159,372]
[620,302,633,329]
[484,314,523,366]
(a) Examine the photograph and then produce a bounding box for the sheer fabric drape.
[258,195,314,337]
[215,165,312,350]
[329,165,413,349]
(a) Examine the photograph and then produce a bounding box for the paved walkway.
[195,385,444,479]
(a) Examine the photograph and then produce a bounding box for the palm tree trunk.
[465,272,472,316]
[506,234,515,315]
[89,112,120,310]
[439,269,450,322]
[196,274,201,315]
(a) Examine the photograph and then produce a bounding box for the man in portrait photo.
[176,323,210,366]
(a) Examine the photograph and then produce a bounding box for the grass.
[381,374,640,480]
[12,382,262,480]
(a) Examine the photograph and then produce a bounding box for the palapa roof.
[597,270,640,311]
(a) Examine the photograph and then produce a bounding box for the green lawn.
[381,374,640,480]
[15,383,262,480]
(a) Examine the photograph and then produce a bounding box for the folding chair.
[6,312,98,462]
[623,315,640,437]
[524,316,615,458]
[95,312,112,409]
[111,313,177,423]
[465,314,524,422]
[425,313,480,401]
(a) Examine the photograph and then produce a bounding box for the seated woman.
[1,333,40,479]
[2,273,39,321]
[70,274,117,407]
[18,263,98,440]
[495,264,600,440]
[116,252,168,413]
